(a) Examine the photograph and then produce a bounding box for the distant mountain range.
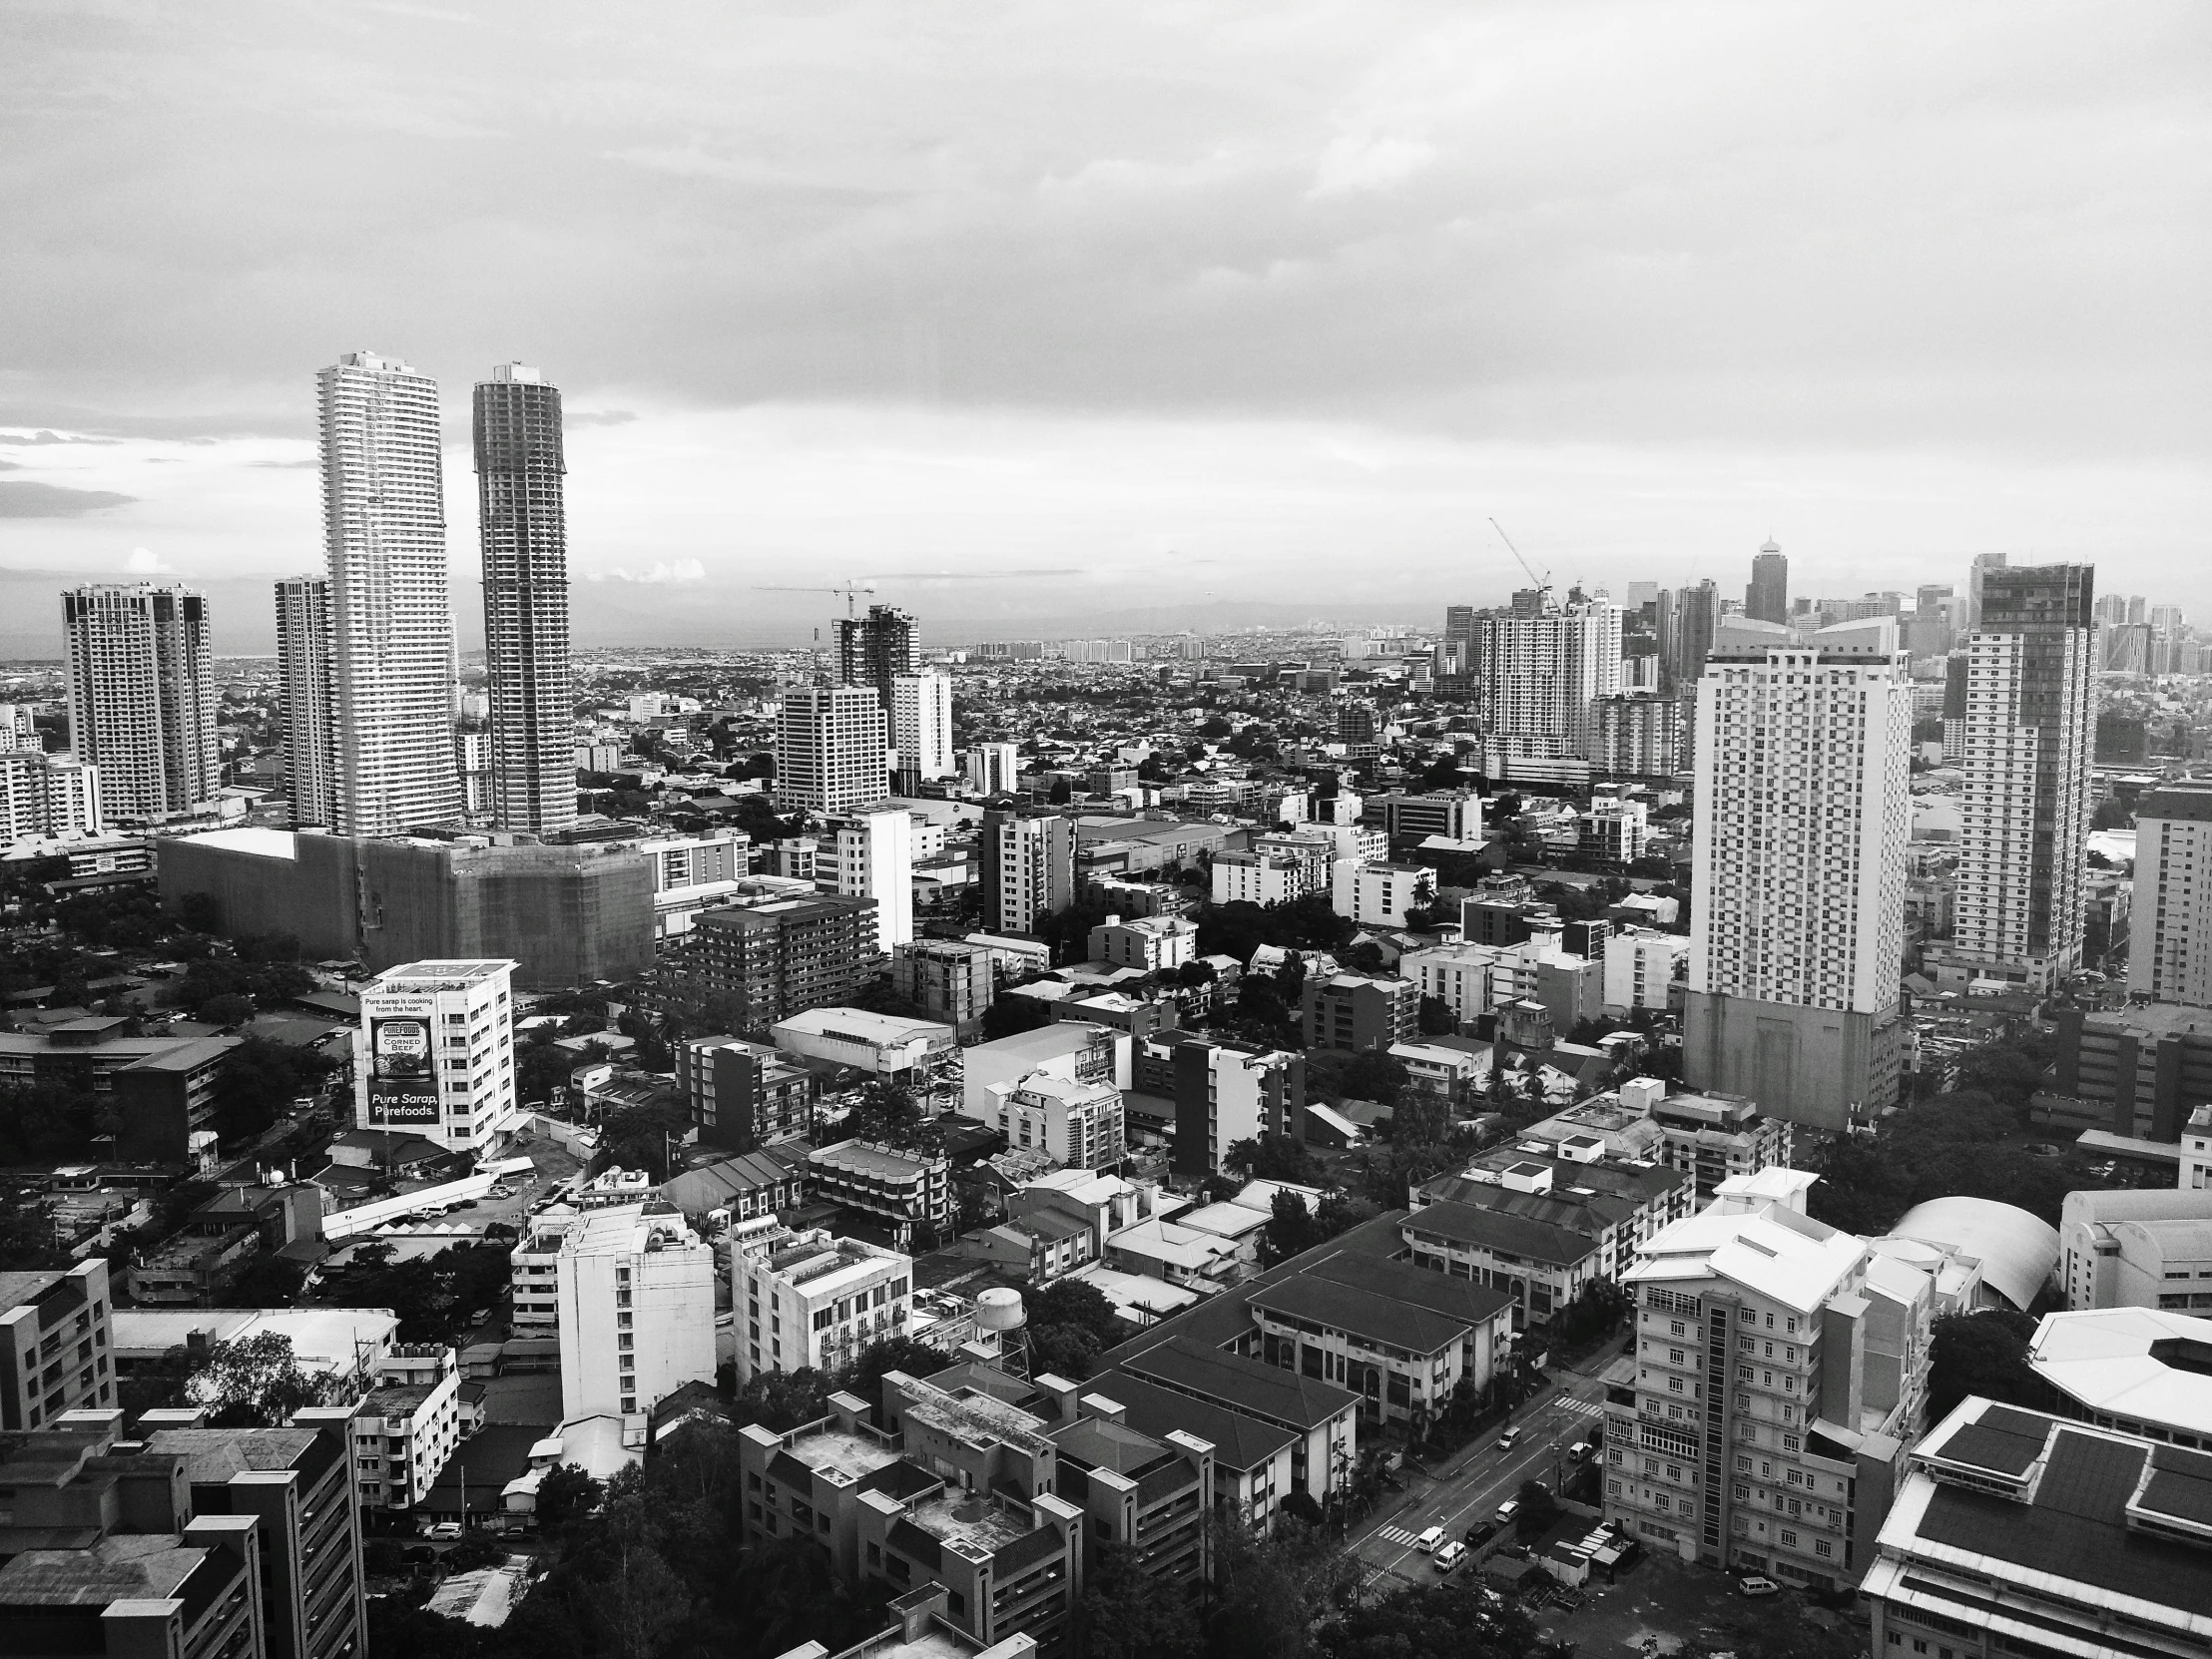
[0,566,1428,660]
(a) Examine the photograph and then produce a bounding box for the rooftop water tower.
[974,1286,1030,1380]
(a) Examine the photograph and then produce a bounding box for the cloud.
[124,547,176,574]
[565,410,637,428]
[0,482,137,517]
[0,429,120,447]
[586,559,706,584]
[251,457,318,468]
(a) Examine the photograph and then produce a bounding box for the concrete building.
[1861,1398,2212,1659]
[962,1023,1131,1118]
[834,603,919,713]
[0,1261,116,1428]
[1361,790,1482,842]
[1934,565,2095,992]
[112,1033,242,1165]
[1581,797,1650,863]
[982,809,1075,935]
[274,575,335,829]
[159,827,653,989]
[2040,1002,2212,1144]
[773,1007,958,1087]
[1104,1335,1358,1506]
[61,583,216,823]
[677,1034,816,1152]
[1160,1035,1305,1180]
[964,741,1021,797]
[1330,859,1436,927]
[979,1072,1125,1171]
[889,671,955,784]
[665,893,878,1032]
[1646,1089,1794,1204]
[1745,542,1788,625]
[2026,1306,2212,1446]
[349,1344,461,1512]
[832,807,914,952]
[2130,781,2212,1007]
[776,685,887,817]
[1592,692,1686,779]
[0,750,103,843]
[317,351,463,834]
[1211,850,1307,907]
[806,1140,951,1247]
[891,939,995,1036]
[1682,620,1913,1131]
[1471,592,1622,758]
[1299,972,1417,1054]
[1604,927,1688,1012]
[555,1203,716,1419]
[638,829,751,939]
[1603,1170,1933,1592]
[1088,913,1197,972]
[2058,1187,2212,1313]
[355,958,519,1153]
[734,1227,912,1383]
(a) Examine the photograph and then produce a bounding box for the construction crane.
[752,578,877,619]
[1488,518,1549,593]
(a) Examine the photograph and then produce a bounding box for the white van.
[1413,1525,1445,1553]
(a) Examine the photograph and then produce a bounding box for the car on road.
[1413,1525,1444,1553]
[487,1186,514,1200]
[1463,1519,1498,1547]
[1568,1440,1593,1463]
[422,1521,463,1541]
[1493,1498,1520,1526]
[1738,1576,1782,1597]
[1432,1540,1467,1573]
[1496,1427,1521,1450]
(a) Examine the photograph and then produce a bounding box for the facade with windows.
[979,1072,1125,1172]
[0,1261,116,1429]
[354,957,520,1153]
[735,1229,911,1384]
[554,1202,716,1420]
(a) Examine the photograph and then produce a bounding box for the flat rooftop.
[374,959,515,985]
[906,1489,1034,1557]
[785,1424,903,1482]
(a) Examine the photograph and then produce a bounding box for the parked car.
[1432,1540,1467,1573]
[1738,1576,1782,1597]
[487,1186,515,1200]
[1497,1427,1521,1450]
[1494,1498,1520,1526]
[1463,1519,1498,1547]
[1568,1440,1593,1463]
[1413,1525,1445,1553]
[423,1521,464,1541]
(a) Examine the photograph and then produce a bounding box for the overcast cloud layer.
[1,0,2206,640]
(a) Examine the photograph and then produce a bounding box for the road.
[1348,1344,1621,1590]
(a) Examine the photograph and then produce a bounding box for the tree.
[1928,1309,2041,1423]
[1513,1476,1560,1535]
[1260,1189,1324,1267]
[1314,1575,1544,1659]
[186,1332,348,1426]
[1417,994,1457,1036]
[535,1463,603,1535]
[442,1532,508,1572]
[733,1367,830,1431]
[1080,1541,1204,1659]
[979,996,1053,1041]
[213,1037,335,1143]
[839,1335,951,1396]
[1225,1130,1324,1185]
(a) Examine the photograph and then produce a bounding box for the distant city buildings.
[1471,590,1622,759]
[1744,541,1788,624]
[61,582,215,822]
[274,575,335,827]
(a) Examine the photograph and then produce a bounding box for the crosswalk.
[1376,1524,1424,1547]
[1556,1396,1604,1417]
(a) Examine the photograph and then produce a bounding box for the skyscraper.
[1441,604,1477,676]
[1961,551,2007,633]
[1939,564,2095,992]
[1681,618,1913,1130]
[474,362,575,837]
[318,350,462,834]
[1470,591,1622,759]
[60,582,215,822]
[1662,580,1718,693]
[274,575,335,828]
[2129,783,2212,1007]
[888,670,954,783]
[835,604,919,708]
[775,685,887,816]
[1744,540,1788,624]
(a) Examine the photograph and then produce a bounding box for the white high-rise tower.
[1682,618,1914,1130]
[318,351,462,834]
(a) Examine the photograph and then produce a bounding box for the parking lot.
[1531,1550,1866,1659]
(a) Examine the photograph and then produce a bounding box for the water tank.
[975,1287,1027,1333]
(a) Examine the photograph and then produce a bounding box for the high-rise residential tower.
[2129,782,2212,1007]
[775,685,887,816]
[318,350,462,834]
[1937,564,2095,992]
[981,808,1075,935]
[274,575,336,828]
[474,362,575,837]
[834,604,919,709]
[1470,590,1622,759]
[1744,541,1788,624]
[1681,619,1914,1130]
[60,582,216,822]
[888,670,954,783]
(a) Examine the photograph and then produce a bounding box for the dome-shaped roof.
[1888,1196,2058,1312]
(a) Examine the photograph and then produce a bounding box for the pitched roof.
[1400,1200,1601,1268]
[1119,1337,1359,1431]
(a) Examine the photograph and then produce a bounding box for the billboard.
[367,1015,439,1125]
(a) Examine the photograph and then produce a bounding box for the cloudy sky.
[1,0,2206,644]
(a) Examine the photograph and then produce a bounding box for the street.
[1347,1344,1620,1590]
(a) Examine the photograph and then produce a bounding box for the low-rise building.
[1106,1337,1357,1504]
[354,957,522,1154]
[1299,971,1418,1054]
[806,1139,952,1247]
[662,892,879,1034]
[2058,1187,2212,1313]
[1329,860,1436,927]
[1862,1397,2212,1659]
[659,1149,805,1226]
[1388,1035,1495,1099]
[1602,927,1687,1013]
[1088,913,1198,972]
[2037,1002,2212,1143]
[1646,1088,1795,1203]
[1141,1033,1305,1180]
[735,1229,912,1383]
[1210,850,1309,907]
[349,1345,462,1512]
[773,1007,959,1089]
[677,1034,816,1152]
[980,1072,1125,1172]
[962,1022,1130,1118]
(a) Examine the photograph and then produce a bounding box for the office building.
[1360,789,1482,841]
[888,670,955,784]
[473,362,575,837]
[354,958,520,1153]
[676,1034,815,1152]
[979,1072,1125,1171]
[60,583,215,823]
[1440,603,1477,676]
[1681,620,1913,1131]
[833,807,913,952]
[776,685,887,817]
[734,1226,912,1383]
[2130,782,2212,1006]
[2057,1187,2212,1313]
[1862,1398,2212,1659]
[555,1202,716,1419]
[664,892,878,1032]
[1936,565,2095,992]
[638,828,751,939]
[273,576,335,828]
[1582,796,1650,862]
[1300,972,1418,1053]
[1592,691,1685,778]
[1160,1035,1304,1179]
[2038,1002,2212,1143]
[981,808,1075,935]
[1331,860,1435,928]
[1744,541,1788,625]
[348,1344,461,1512]
[1211,849,1308,907]
[2024,1306,2212,1446]
[1471,592,1621,758]
[0,1261,116,1428]
[1603,1170,1934,1591]
[317,351,463,834]
[0,750,102,842]
[1088,913,1197,972]
[1662,579,1719,692]
[965,741,1021,797]
[891,939,996,1035]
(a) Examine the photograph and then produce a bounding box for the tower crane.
[752,578,877,619]
[1488,518,1548,592]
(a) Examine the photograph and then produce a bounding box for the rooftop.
[1119,1336,1359,1431]
[784,1422,904,1482]
[896,1376,1056,1457]
[906,1488,1034,1557]
[2028,1308,2212,1438]
[1401,1200,1600,1268]
[372,959,515,987]
[1625,1194,1865,1315]
[774,1008,957,1046]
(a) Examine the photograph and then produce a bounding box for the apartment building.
[892,939,996,1035]
[1581,797,1650,862]
[348,1345,461,1512]
[1088,913,1198,972]
[1416,1140,1692,1286]
[0,750,104,841]
[1210,850,1307,907]
[508,1213,573,1334]
[963,1023,1131,1118]
[1592,691,1686,779]
[806,1140,951,1246]
[1152,1034,1305,1180]
[2038,1002,2212,1142]
[61,582,217,823]
[734,1228,912,1383]
[1603,1170,1935,1592]
[979,1072,1125,1171]
[1862,1398,2212,1659]
[0,1260,116,1429]
[981,809,1075,935]
[1299,971,1418,1054]
[677,1033,816,1151]
[667,894,878,1032]
[2130,782,2212,1006]
[1329,860,1436,927]
[1603,927,1688,1012]
[555,1203,717,1419]
[354,958,520,1154]
[1470,594,1622,759]
[1646,1090,1795,1204]
[776,685,888,817]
